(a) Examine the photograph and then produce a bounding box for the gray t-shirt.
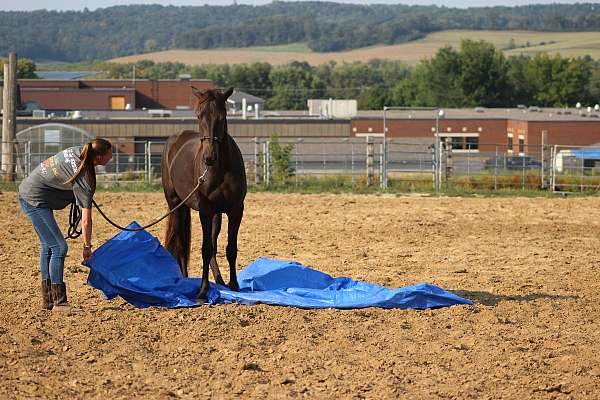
[19,146,94,210]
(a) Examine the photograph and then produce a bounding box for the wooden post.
[444,137,453,187]
[1,52,16,181]
[541,130,548,189]
[254,137,261,184]
[366,136,374,186]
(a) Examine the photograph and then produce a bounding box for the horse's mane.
[193,89,226,119]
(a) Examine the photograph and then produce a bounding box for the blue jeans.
[19,196,68,283]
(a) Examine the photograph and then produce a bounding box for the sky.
[0,0,588,12]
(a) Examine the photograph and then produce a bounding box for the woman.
[19,138,113,311]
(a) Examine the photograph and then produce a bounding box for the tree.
[267,61,316,110]
[459,40,511,107]
[268,133,295,183]
[526,54,593,107]
[0,58,38,79]
[392,46,465,107]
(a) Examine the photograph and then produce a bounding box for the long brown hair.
[65,138,112,192]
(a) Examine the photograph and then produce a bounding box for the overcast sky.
[0,0,589,12]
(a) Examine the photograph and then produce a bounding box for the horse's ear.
[222,87,234,100]
[191,86,205,98]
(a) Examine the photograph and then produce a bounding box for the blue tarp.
[85,222,472,309]
[571,149,600,159]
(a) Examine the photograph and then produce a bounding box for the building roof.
[355,107,600,122]
[36,71,99,80]
[228,90,264,105]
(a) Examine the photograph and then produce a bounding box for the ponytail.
[65,138,112,192]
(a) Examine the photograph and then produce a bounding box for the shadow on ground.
[453,290,579,306]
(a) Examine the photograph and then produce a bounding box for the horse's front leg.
[226,204,244,292]
[210,213,226,286]
[197,211,214,302]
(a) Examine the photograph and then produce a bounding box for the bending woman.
[19,139,112,311]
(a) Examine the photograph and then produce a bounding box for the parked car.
[2,100,43,117]
[16,101,42,116]
[484,155,542,170]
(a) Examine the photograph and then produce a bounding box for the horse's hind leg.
[226,204,244,292]
[210,213,226,286]
[164,192,191,277]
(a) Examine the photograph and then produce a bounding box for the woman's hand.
[81,208,93,262]
[83,245,93,262]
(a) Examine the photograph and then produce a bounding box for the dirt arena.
[1,191,600,399]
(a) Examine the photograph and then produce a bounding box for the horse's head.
[191,86,234,166]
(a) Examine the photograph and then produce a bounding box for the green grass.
[3,174,600,197]
[246,42,311,53]
[426,30,600,60]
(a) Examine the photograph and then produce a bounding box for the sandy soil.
[1,191,600,399]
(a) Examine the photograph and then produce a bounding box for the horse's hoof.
[229,281,239,292]
[195,296,208,305]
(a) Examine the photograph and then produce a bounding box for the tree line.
[0,3,599,61]
[5,41,599,110]
[101,41,600,110]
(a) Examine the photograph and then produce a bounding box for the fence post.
[366,136,374,186]
[351,142,355,183]
[322,140,326,174]
[541,130,548,189]
[295,141,299,187]
[581,156,584,191]
[466,143,470,176]
[264,141,270,185]
[115,141,120,183]
[522,154,526,190]
[551,145,557,191]
[25,141,30,177]
[444,138,453,189]
[494,145,498,191]
[437,136,443,191]
[145,141,150,183]
[2,52,17,181]
[253,137,260,184]
[431,144,436,190]
[379,143,384,187]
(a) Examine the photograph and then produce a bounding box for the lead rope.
[65,167,208,237]
[66,202,83,239]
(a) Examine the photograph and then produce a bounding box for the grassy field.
[109,30,600,66]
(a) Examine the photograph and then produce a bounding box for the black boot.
[51,282,70,312]
[41,279,53,310]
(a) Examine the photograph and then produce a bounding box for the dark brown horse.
[162,87,247,301]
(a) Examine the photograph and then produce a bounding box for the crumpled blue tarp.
[85,222,472,309]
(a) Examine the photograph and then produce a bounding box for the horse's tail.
[165,203,191,277]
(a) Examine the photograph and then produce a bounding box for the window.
[109,96,126,110]
[441,135,479,151]
[450,136,464,149]
[466,136,479,150]
[518,138,525,153]
[507,136,513,150]
[44,129,60,153]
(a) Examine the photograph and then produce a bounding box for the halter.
[199,136,221,143]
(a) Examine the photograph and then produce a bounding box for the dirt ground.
[1,191,600,399]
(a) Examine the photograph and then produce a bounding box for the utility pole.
[2,52,16,181]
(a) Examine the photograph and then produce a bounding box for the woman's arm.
[81,207,93,261]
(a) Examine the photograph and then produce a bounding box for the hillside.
[111,30,600,66]
[1,3,600,62]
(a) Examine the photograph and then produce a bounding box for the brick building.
[0,78,214,111]
[352,107,600,154]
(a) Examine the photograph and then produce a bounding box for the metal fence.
[2,138,600,192]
